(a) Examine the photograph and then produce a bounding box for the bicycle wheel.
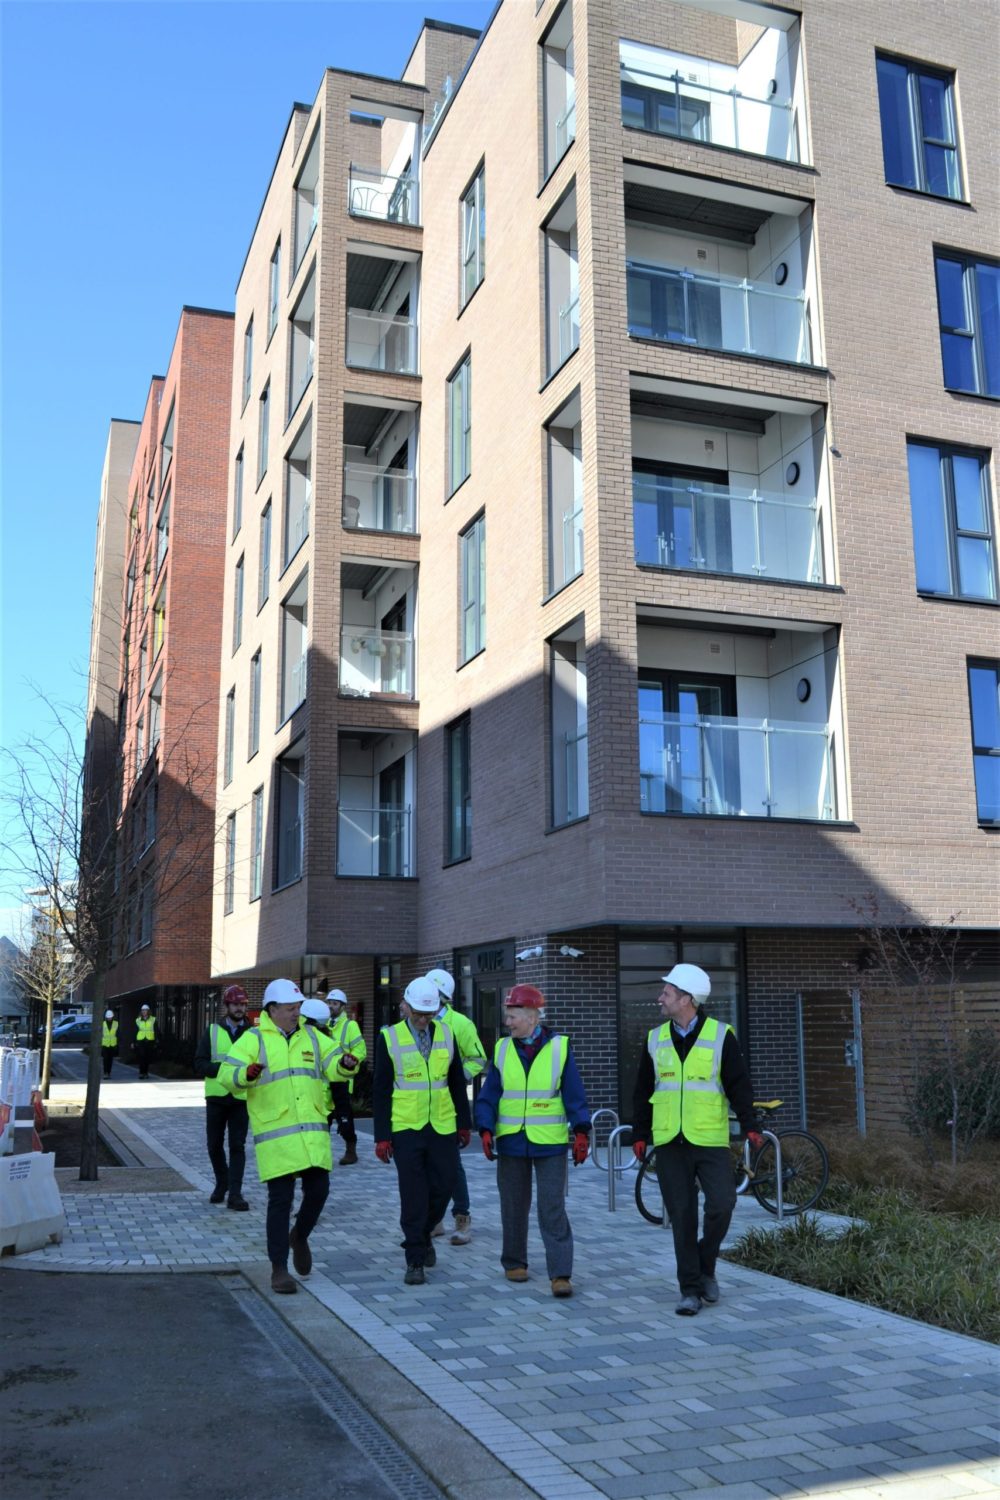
[750,1130,829,1214]
[635,1150,664,1225]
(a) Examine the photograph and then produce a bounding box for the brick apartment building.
[195,0,995,1123]
[95,307,235,1056]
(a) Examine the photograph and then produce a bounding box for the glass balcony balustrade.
[339,628,414,698]
[346,309,417,374]
[621,63,801,163]
[342,458,416,533]
[348,165,419,225]
[556,95,576,157]
[627,260,812,365]
[639,711,836,821]
[337,804,412,877]
[633,473,823,584]
[558,292,580,362]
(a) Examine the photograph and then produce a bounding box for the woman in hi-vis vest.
[474,984,591,1299]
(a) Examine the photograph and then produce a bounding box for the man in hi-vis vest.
[631,964,761,1317]
[134,1004,156,1079]
[101,1011,119,1078]
[474,984,591,1299]
[222,977,359,1295]
[426,966,487,1246]
[194,985,252,1211]
[372,976,471,1286]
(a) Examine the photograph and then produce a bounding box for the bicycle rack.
[606,1124,637,1212]
[743,1129,785,1220]
[589,1108,622,1172]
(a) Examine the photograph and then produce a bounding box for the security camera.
[516,945,543,961]
[559,945,584,959]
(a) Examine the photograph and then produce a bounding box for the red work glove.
[375,1140,393,1164]
[572,1131,590,1166]
[747,1131,765,1155]
[457,1128,471,1148]
[481,1130,496,1162]
[245,1062,263,1081]
[632,1140,647,1162]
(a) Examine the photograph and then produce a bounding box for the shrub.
[905,1026,1000,1147]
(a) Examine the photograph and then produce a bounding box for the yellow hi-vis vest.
[222,1013,355,1181]
[330,1013,367,1094]
[438,1005,487,1081]
[205,1022,247,1100]
[383,1019,456,1135]
[136,1016,155,1042]
[101,1021,118,1048]
[648,1016,732,1147]
[494,1034,569,1146]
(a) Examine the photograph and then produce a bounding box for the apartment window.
[249,650,261,758]
[967,660,1000,825]
[139,872,153,947]
[547,398,583,591]
[234,447,244,538]
[155,491,170,574]
[233,556,244,652]
[224,813,237,915]
[876,55,961,200]
[135,717,145,776]
[551,621,589,827]
[446,715,471,863]
[160,403,175,487]
[146,471,155,532]
[284,417,312,567]
[447,354,472,494]
[242,317,254,409]
[288,271,315,418]
[275,744,305,888]
[144,557,152,610]
[143,780,158,852]
[250,786,264,901]
[259,502,272,608]
[149,672,163,752]
[293,130,320,274]
[935,252,1000,398]
[544,186,579,375]
[542,3,576,177]
[460,513,486,663]
[138,641,148,696]
[280,571,309,721]
[268,239,281,340]
[907,440,996,600]
[224,687,235,786]
[258,382,270,483]
[460,166,486,307]
[152,588,166,658]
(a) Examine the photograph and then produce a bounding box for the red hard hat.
[223,985,248,1006]
[506,984,545,1009]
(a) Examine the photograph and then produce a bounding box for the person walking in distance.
[194,984,252,1211]
[426,967,486,1245]
[100,1011,118,1078]
[134,1004,156,1079]
[222,978,359,1294]
[474,984,591,1299]
[325,988,367,1165]
[372,976,471,1285]
[631,964,762,1316]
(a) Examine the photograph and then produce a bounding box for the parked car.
[50,1019,92,1046]
[37,1013,80,1037]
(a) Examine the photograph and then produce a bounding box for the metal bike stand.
[589,1107,620,1172]
[606,1123,635,1211]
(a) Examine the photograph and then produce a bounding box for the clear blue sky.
[0,0,492,925]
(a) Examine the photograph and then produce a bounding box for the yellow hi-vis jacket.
[222,1011,356,1180]
[205,1022,247,1100]
[383,1018,456,1135]
[494,1034,569,1146]
[648,1016,732,1146]
[329,1012,367,1094]
[437,1005,487,1081]
[101,1021,118,1048]
[136,1016,156,1042]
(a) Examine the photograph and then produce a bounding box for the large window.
[250,786,264,901]
[293,130,320,274]
[460,166,486,307]
[907,441,996,600]
[967,660,1000,826]
[242,317,253,409]
[280,572,308,721]
[547,399,583,592]
[155,492,170,575]
[275,744,305,888]
[934,252,1000,398]
[446,715,471,863]
[259,502,271,608]
[268,239,281,341]
[152,587,166,658]
[233,556,244,652]
[258,382,270,483]
[160,402,175,489]
[447,354,472,494]
[460,513,485,663]
[284,417,312,567]
[550,620,588,827]
[148,673,162,752]
[249,650,261,758]
[288,270,315,418]
[224,813,237,915]
[224,687,235,786]
[233,447,244,538]
[876,55,961,200]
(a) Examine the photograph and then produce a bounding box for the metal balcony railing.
[348,165,419,225]
[339,628,414,699]
[627,259,812,364]
[346,309,417,374]
[342,461,416,533]
[633,474,823,583]
[621,62,801,163]
[337,804,412,877]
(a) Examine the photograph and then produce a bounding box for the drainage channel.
[221,1273,446,1500]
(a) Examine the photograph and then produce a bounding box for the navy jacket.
[474,1028,591,1157]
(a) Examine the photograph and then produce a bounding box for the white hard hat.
[263,978,303,1007]
[140,1004,151,1012]
[662,963,711,1000]
[404,976,441,1013]
[325,989,348,1005]
[300,998,331,1025]
[425,968,455,1001]
[105,1011,114,1020]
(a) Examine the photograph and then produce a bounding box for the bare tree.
[8,904,89,1097]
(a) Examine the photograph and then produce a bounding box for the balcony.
[338,729,415,876]
[343,454,415,533]
[346,309,417,374]
[337,805,412,877]
[633,473,822,584]
[558,293,580,366]
[348,164,419,225]
[339,628,414,699]
[627,260,811,365]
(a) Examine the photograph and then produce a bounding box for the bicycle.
[634,1100,829,1222]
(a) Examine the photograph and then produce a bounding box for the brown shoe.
[340,1145,358,1166]
[271,1265,297,1295]
[450,1213,472,1245]
[289,1226,312,1276]
[505,1268,529,1283]
[551,1277,573,1298]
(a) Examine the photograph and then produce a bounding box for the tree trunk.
[79,973,106,1182]
[41,997,54,1099]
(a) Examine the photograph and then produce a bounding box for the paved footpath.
[9,1070,1000,1500]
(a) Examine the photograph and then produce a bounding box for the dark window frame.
[906,438,997,601]
[445,713,472,864]
[934,249,1000,399]
[875,52,962,201]
[967,657,1000,827]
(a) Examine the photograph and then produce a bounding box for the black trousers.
[393,1126,458,1267]
[135,1041,154,1078]
[102,1048,117,1078]
[205,1095,249,1198]
[330,1082,357,1145]
[654,1138,737,1297]
[265,1167,330,1268]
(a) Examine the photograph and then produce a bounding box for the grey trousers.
[496,1152,572,1279]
